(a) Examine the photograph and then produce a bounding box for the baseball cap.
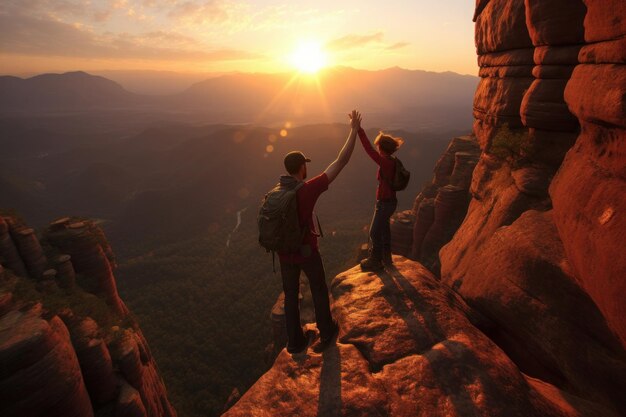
[284,151,311,173]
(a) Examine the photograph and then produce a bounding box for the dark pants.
[369,199,398,259]
[280,252,334,348]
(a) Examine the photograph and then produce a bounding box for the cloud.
[167,0,239,25]
[326,32,410,52]
[326,32,385,51]
[1,0,114,23]
[386,41,410,50]
[0,13,263,62]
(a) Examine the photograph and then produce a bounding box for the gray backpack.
[258,181,305,255]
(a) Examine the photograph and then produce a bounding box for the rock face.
[391,135,480,273]
[44,217,128,316]
[0,215,177,417]
[0,305,95,417]
[226,258,618,417]
[549,0,626,348]
[439,0,626,414]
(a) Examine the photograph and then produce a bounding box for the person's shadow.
[375,265,486,415]
[316,344,342,417]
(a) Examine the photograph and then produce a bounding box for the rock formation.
[225,258,619,417]
[228,2,626,416]
[0,215,177,417]
[439,0,626,413]
[44,217,128,316]
[387,135,480,273]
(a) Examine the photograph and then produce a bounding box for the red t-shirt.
[278,173,329,263]
[358,128,396,201]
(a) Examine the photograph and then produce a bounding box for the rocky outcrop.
[549,0,626,347]
[226,258,618,417]
[389,135,480,273]
[0,304,95,417]
[0,215,177,417]
[44,217,128,316]
[389,210,414,257]
[439,0,626,414]
[444,210,625,409]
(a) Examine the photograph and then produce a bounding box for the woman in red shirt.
[358,127,404,270]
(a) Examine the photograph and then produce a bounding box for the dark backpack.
[382,156,411,191]
[258,181,305,253]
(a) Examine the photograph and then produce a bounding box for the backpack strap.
[315,213,324,238]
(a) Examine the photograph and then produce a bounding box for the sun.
[289,41,328,74]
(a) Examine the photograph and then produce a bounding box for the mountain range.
[0,67,478,131]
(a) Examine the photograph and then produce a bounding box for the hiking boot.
[287,329,316,354]
[382,250,393,267]
[360,256,384,272]
[313,321,339,353]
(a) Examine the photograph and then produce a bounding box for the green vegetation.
[8,272,128,334]
[490,124,532,162]
[115,211,369,417]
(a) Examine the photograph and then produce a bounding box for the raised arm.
[358,128,381,165]
[324,110,361,184]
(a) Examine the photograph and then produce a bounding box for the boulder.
[579,37,626,65]
[0,217,28,277]
[390,210,415,257]
[473,76,534,133]
[549,122,626,347]
[475,0,533,54]
[442,210,626,414]
[54,254,76,289]
[10,227,47,279]
[524,0,586,46]
[564,65,626,129]
[45,219,128,316]
[66,317,118,405]
[115,380,148,417]
[0,306,95,417]
[520,79,579,131]
[478,49,534,67]
[109,329,177,417]
[440,157,550,286]
[582,0,626,43]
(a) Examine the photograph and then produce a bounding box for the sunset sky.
[0,0,476,76]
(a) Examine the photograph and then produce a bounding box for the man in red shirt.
[278,110,361,354]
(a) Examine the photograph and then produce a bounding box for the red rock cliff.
[227,2,625,416]
[440,0,625,411]
[0,215,177,417]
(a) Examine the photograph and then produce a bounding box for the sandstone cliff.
[0,215,177,417]
[226,1,625,416]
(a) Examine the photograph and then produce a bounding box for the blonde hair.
[374,131,404,155]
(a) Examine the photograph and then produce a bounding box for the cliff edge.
[225,257,620,417]
[0,215,177,417]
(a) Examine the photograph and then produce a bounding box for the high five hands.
[349,110,362,130]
